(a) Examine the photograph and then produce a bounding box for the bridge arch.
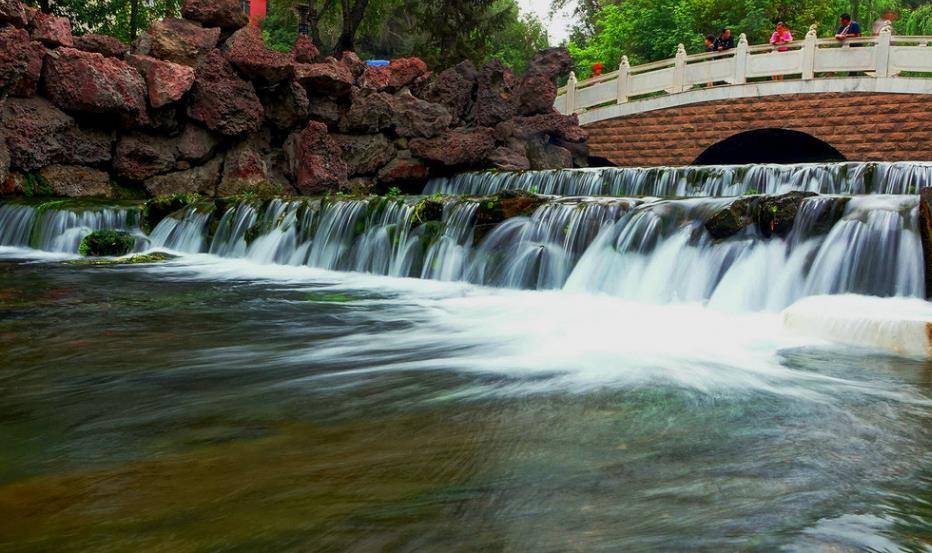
[693,129,846,165]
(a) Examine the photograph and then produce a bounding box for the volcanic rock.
[392,90,452,138]
[31,12,72,48]
[114,132,178,181]
[339,90,394,133]
[144,156,223,196]
[307,95,344,129]
[284,121,347,193]
[474,59,516,128]
[512,112,586,143]
[408,128,495,166]
[488,141,530,171]
[42,47,148,122]
[182,0,248,31]
[419,60,477,122]
[260,80,310,130]
[224,25,293,83]
[295,57,353,96]
[0,0,27,27]
[514,47,573,116]
[141,18,220,67]
[377,155,429,184]
[0,26,43,97]
[73,33,128,58]
[38,164,111,197]
[359,56,428,91]
[292,35,318,64]
[176,124,219,162]
[129,54,195,108]
[186,49,264,136]
[333,133,395,176]
[339,50,365,78]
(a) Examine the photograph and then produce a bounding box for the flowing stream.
[0,161,929,551]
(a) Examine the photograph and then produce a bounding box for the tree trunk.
[335,0,369,54]
[38,0,51,13]
[129,0,141,40]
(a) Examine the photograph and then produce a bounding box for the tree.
[25,0,182,42]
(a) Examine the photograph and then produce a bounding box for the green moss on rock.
[79,230,136,257]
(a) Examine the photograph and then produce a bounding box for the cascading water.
[0,201,143,253]
[425,161,932,197]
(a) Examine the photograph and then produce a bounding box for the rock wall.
[0,0,588,198]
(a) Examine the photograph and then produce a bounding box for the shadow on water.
[0,257,929,552]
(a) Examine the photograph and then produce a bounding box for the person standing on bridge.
[835,14,862,42]
[714,28,735,51]
[770,22,793,80]
[873,9,897,35]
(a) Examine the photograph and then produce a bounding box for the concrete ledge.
[579,78,932,126]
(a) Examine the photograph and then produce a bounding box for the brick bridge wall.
[584,92,932,166]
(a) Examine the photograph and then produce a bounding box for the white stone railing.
[556,27,932,117]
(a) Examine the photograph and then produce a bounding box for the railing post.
[875,24,892,78]
[802,24,818,79]
[672,43,687,93]
[734,33,748,84]
[565,71,577,114]
[616,55,630,104]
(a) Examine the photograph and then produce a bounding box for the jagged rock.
[0,141,9,189]
[224,25,293,83]
[295,57,353,96]
[554,137,589,168]
[340,50,365,78]
[73,33,128,58]
[419,60,477,122]
[176,124,219,162]
[114,133,178,181]
[42,47,148,122]
[757,191,818,238]
[392,90,452,138]
[339,90,393,133]
[409,128,495,166]
[182,0,247,31]
[260,80,310,130]
[377,155,429,184]
[526,136,573,170]
[128,54,195,108]
[307,95,344,128]
[186,49,264,136]
[474,189,548,241]
[141,18,220,67]
[704,197,757,240]
[514,47,572,115]
[31,12,72,48]
[512,112,586,143]
[333,133,395,176]
[293,35,318,64]
[0,0,27,27]
[144,156,223,196]
[474,59,516,128]
[38,164,111,197]
[359,56,428,91]
[2,97,113,170]
[219,141,287,196]
[0,26,43,97]
[284,121,347,193]
[488,141,530,171]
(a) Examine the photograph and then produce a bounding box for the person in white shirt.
[873,9,897,35]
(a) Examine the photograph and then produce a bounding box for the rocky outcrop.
[704,192,835,240]
[0,0,584,199]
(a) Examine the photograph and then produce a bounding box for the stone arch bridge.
[556,29,932,166]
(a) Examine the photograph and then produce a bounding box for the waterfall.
[0,201,142,253]
[148,206,214,253]
[425,162,932,197]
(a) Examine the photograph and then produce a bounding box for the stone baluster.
[672,44,687,93]
[565,71,578,114]
[616,56,630,104]
[734,33,749,84]
[802,24,818,79]
[875,25,893,78]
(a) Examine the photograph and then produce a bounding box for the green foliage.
[385,186,402,198]
[21,173,53,197]
[78,229,136,257]
[566,0,931,79]
[25,0,182,42]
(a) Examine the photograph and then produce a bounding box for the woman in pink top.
[769,22,793,80]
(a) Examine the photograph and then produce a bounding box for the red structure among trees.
[242,0,267,24]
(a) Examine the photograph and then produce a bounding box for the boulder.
[293,34,318,64]
[31,12,72,48]
[377,155,429,184]
[0,0,27,27]
[42,47,148,122]
[554,137,589,168]
[419,60,477,122]
[38,164,111,197]
[182,0,248,31]
[218,138,285,196]
[473,59,516,128]
[284,121,347,194]
[141,18,220,67]
[474,189,549,241]
[295,57,353,96]
[0,26,43,97]
[79,230,135,256]
[114,133,178,181]
[392,90,452,138]
[488,141,530,171]
[408,128,495,166]
[2,97,113,171]
[144,56,195,108]
[339,90,394,133]
[333,133,395,176]
[73,33,128,58]
[526,139,572,170]
[339,50,365,79]
[223,25,293,83]
[511,112,586,143]
[359,56,428,91]
[704,197,758,240]
[144,156,223,196]
[186,49,264,136]
[757,191,818,238]
[260,80,310,131]
[176,124,219,162]
[514,47,572,116]
[307,95,344,128]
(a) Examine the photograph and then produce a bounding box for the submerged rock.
[473,189,548,242]
[79,229,135,256]
[757,191,817,238]
[704,196,758,240]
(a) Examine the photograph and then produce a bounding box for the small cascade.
[419,201,480,281]
[148,206,214,253]
[425,162,932,198]
[0,201,142,253]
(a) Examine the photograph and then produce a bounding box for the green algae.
[64,252,178,266]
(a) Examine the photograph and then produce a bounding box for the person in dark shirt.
[714,28,735,51]
[835,14,862,42]
[705,34,716,52]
